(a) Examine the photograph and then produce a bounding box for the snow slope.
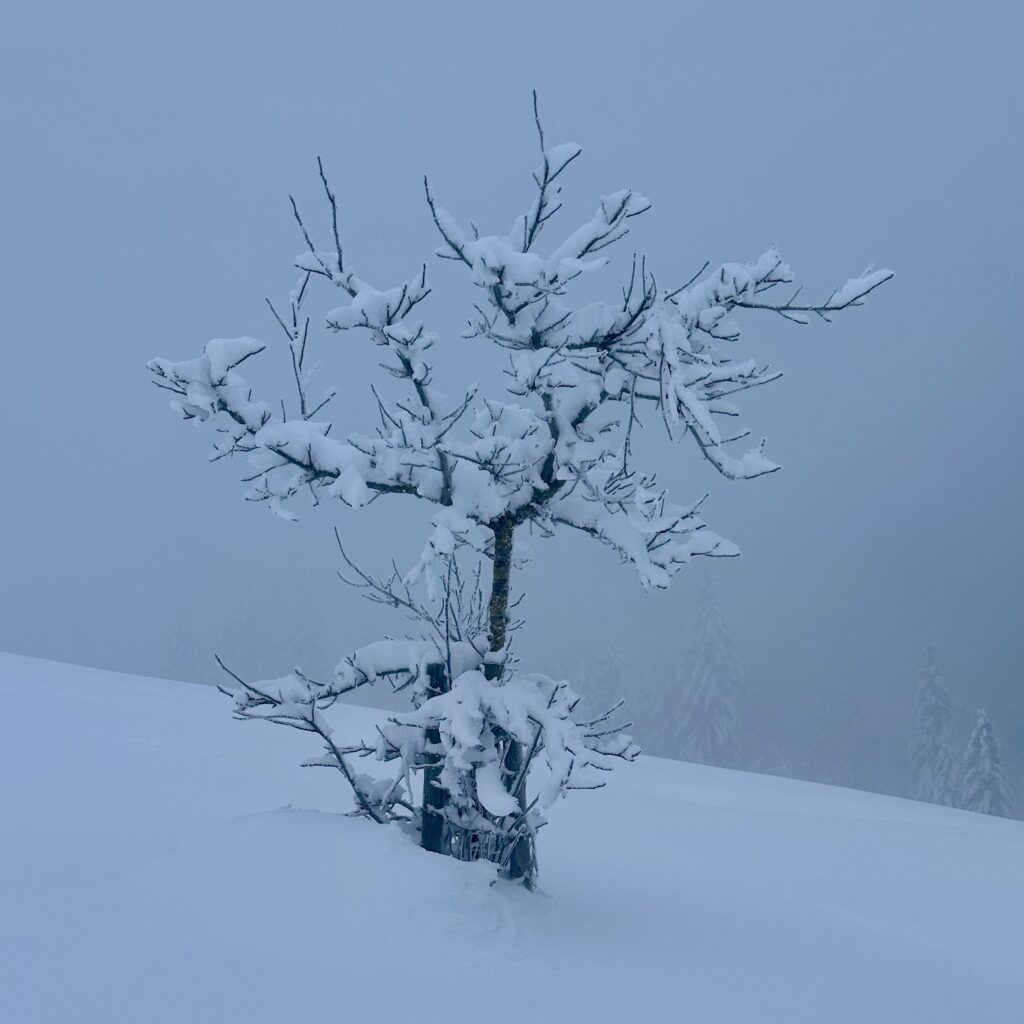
[2,652,1022,1023]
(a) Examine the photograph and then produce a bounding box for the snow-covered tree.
[961,705,1013,817]
[674,575,744,767]
[148,96,890,886]
[909,647,960,806]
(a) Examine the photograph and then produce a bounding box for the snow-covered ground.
[2,652,1021,1023]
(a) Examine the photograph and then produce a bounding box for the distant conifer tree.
[909,648,960,806]
[676,576,744,768]
[961,705,1013,817]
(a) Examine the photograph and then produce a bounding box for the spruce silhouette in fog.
[677,575,744,768]
[961,705,1013,818]
[909,647,960,807]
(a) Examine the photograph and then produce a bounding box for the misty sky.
[2,1,1021,783]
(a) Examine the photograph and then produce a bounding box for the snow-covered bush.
[149,96,890,886]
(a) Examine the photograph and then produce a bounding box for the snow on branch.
[381,668,639,843]
[418,128,890,582]
[216,635,637,841]
[151,128,889,582]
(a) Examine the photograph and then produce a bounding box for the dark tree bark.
[420,661,449,855]
[486,516,515,659]
[486,515,537,887]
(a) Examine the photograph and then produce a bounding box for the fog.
[2,1,1021,799]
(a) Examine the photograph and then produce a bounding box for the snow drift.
[1,652,1021,1023]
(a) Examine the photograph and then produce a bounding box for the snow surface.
[2,652,1022,1023]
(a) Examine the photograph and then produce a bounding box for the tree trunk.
[486,515,537,888]
[420,661,448,855]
